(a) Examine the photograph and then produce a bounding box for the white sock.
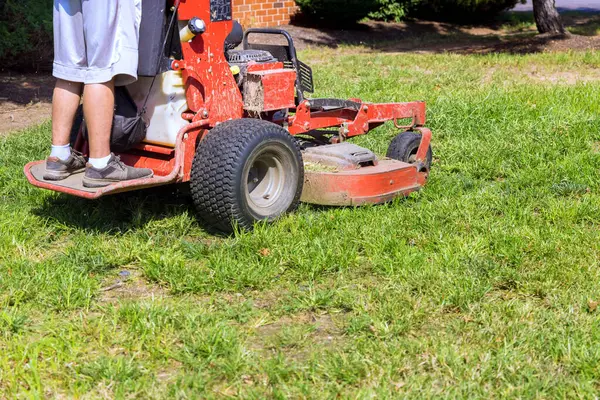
[50,144,71,161]
[88,154,112,169]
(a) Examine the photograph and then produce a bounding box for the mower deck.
[24,160,177,199]
[302,159,423,206]
[300,143,426,206]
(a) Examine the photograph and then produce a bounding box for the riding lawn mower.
[24,0,433,233]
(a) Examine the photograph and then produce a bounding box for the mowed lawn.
[2,47,600,398]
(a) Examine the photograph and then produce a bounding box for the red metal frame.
[24,0,433,204]
[288,100,426,137]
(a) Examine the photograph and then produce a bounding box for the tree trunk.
[532,0,566,35]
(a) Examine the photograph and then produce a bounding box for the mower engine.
[227,49,278,86]
[224,22,279,87]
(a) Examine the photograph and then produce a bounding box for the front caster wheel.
[386,131,433,172]
[190,119,304,233]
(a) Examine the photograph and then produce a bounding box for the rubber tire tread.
[386,131,433,171]
[190,119,304,233]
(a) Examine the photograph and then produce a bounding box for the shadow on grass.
[31,182,410,237]
[566,12,600,36]
[0,73,55,104]
[276,11,598,54]
[32,184,199,234]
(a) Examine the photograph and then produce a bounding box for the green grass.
[499,11,537,33]
[2,48,600,398]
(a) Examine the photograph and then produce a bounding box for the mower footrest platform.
[301,159,422,206]
[24,160,177,199]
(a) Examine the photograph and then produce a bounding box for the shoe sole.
[43,167,86,181]
[82,173,154,188]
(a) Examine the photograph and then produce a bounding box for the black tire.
[190,119,304,233]
[386,131,433,172]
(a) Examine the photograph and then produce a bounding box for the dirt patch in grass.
[248,312,344,359]
[0,73,54,103]
[485,65,600,85]
[0,101,51,136]
[527,69,600,84]
[199,289,288,311]
[99,270,169,304]
[259,312,341,338]
[486,32,600,54]
[247,289,286,309]
[0,73,54,136]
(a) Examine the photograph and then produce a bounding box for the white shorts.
[53,0,142,86]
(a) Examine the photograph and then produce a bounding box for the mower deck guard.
[302,160,423,206]
[300,143,426,206]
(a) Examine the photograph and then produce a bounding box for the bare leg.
[83,81,114,159]
[52,79,83,146]
[44,79,87,180]
[80,80,154,187]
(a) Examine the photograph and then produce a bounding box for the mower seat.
[138,0,182,77]
[138,0,167,77]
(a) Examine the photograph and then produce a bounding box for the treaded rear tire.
[190,119,304,233]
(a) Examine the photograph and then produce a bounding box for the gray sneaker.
[44,150,87,181]
[82,153,154,188]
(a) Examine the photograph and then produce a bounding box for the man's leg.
[50,79,82,158]
[83,81,114,167]
[51,0,85,160]
[45,0,88,180]
[44,78,87,181]
[51,79,82,146]
[81,80,154,187]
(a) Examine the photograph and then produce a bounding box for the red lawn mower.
[25,0,433,233]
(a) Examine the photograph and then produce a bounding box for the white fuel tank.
[128,71,189,147]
